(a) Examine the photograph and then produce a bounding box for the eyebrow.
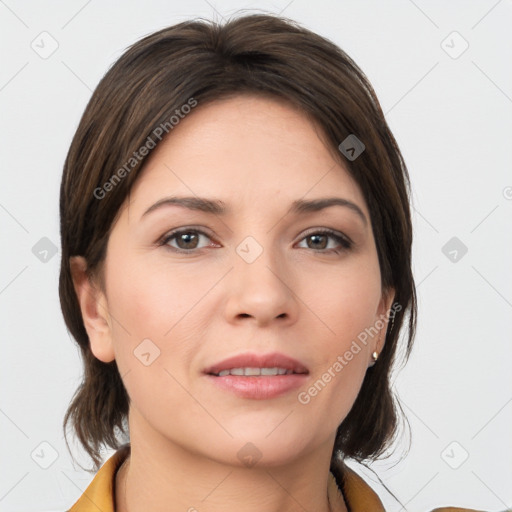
[142,196,367,225]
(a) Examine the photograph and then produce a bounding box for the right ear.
[69,256,116,363]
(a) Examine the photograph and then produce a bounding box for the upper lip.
[204,352,309,376]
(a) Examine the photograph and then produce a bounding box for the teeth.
[216,367,293,377]
[260,368,275,376]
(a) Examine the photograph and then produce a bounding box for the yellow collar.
[67,444,480,512]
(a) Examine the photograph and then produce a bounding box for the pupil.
[179,233,198,249]
[309,234,326,249]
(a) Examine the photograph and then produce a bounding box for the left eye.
[296,230,351,252]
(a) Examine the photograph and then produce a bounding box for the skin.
[71,94,394,512]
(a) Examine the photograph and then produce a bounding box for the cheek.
[105,250,222,383]
[103,252,209,421]
[296,255,382,421]
[305,253,382,345]
[107,252,209,337]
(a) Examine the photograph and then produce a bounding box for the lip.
[203,352,309,400]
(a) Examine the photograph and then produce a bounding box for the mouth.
[211,367,306,377]
[203,352,309,400]
[204,351,309,377]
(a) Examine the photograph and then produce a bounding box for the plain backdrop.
[1,1,511,511]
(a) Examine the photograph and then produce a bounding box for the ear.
[70,256,115,363]
[375,287,396,354]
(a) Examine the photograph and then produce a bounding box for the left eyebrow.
[141,195,368,226]
[289,198,367,226]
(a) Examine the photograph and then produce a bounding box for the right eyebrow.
[142,196,227,218]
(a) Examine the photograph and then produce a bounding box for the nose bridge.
[225,233,297,325]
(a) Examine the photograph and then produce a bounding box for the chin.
[220,430,314,469]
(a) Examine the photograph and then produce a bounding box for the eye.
[160,228,216,252]
[296,229,352,254]
[158,227,352,254]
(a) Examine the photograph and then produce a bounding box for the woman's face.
[81,94,393,466]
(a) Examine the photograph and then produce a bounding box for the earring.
[371,351,379,364]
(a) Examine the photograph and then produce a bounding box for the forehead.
[126,94,367,217]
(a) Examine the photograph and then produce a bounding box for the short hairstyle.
[60,13,417,472]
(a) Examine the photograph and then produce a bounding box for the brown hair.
[60,13,416,473]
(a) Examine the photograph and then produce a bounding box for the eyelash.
[158,227,353,255]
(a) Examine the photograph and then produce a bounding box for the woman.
[60,13,482,512]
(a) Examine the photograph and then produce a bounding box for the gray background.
[1,0,511,511]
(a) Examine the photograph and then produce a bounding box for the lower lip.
[205,374,308,400]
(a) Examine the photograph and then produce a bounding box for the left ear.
[375,287,396,354]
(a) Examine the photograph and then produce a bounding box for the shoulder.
[67,444,131,512]
[332,461,487,512]
[430,508,488,512]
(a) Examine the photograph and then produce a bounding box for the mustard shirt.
[67,444,484,512]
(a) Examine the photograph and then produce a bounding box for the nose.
[223,243,299,328]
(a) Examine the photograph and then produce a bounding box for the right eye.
[160,228,218,253]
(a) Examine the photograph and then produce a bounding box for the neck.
[115,411,347,512]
